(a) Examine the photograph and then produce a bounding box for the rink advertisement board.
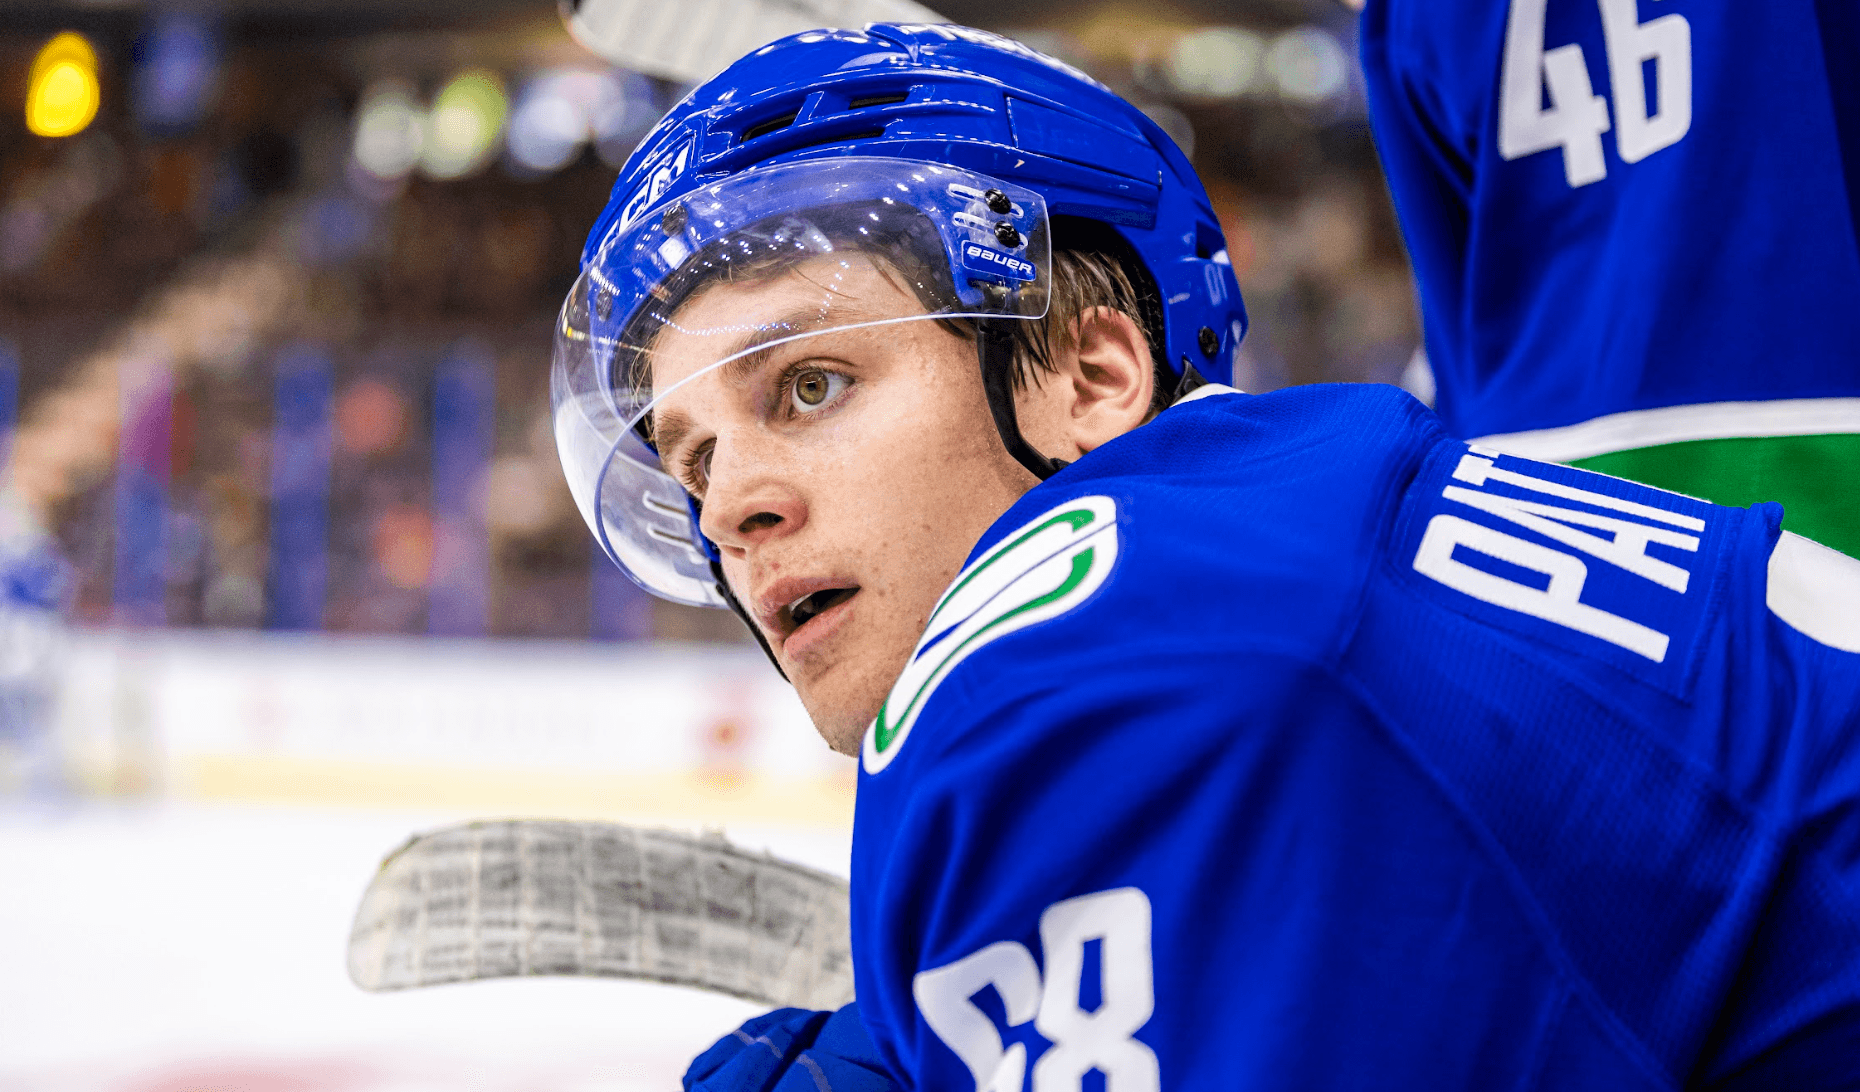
[50,631,854,827]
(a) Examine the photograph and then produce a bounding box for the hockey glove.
[683,1003,899,1092]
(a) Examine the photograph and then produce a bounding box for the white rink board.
[52,631,856,824]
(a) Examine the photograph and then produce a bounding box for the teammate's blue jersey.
[1358,0,1860,440]
[848,385,1860,1089]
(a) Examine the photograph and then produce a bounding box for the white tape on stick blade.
[348,820,855,1009]
[560,0,945,84]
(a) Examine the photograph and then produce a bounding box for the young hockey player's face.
[648,254,1154,754]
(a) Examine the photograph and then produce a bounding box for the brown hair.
[946,216,1174,416]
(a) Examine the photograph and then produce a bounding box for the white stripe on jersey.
[1473,397,1860,463]
[1768,531,1860,653]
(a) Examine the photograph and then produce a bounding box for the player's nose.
[698,440,807,552]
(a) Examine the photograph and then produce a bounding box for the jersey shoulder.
[1377,439,1777,701]
[862,382,1443,776]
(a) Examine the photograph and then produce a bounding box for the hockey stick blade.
[560,0,945,85]
[348,820,854,1009]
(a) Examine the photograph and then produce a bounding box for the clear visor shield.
[552,158,1051,607]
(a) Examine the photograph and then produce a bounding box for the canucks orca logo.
[960,241,1038,282]
[864,496,1120,774]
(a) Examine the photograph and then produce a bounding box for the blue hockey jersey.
[849,385,1860,1090]
[1358,0,1860,441]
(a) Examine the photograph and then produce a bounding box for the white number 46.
[1500,0,1692,187]
[913,888,1159,1092]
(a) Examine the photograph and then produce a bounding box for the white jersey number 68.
[912,888,1159,1092]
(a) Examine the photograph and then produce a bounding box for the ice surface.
[0,800,851,1091]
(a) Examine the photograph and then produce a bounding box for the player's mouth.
[758,579,862,659]
[787,586,858,629]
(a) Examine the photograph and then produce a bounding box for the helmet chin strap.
[686,495,788,679]
[711,556,789,681]
[977,319,1069,481]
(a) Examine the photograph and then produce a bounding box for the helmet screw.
[661,203,688,236]
[984,188,1013,214]
[1198,325,1220,358]
[994,222,1022,248]
[595,289,614,321]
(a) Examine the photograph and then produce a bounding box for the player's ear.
[1013,305,1154,464]
[1058,305,1155,455]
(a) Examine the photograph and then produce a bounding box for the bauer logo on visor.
[960,242,1037,282]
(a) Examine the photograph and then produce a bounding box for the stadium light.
[505,71,589,174]
[421,69,508,181]
[26,32,102,138]
[1166,27,1263,99]
[506,69,649,175]
[1265,27,1350,103]
[352,80,427,182]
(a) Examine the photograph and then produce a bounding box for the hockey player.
[551,24,1860,1091]
[1359,0,1860,557]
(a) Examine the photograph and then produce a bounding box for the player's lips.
[755,576,862,657]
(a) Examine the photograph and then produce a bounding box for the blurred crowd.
[0,4,1419,647]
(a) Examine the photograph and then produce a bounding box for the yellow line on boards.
[179,755,857,827]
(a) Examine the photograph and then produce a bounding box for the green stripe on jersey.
[1570,433,1860,559]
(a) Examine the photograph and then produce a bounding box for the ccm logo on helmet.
[619,139,693,231]
[961,242,1037,282]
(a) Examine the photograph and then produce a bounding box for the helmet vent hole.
[783,126,887,152]
[848,90,910,109]
[1193,221,1223,262]
[741,110,800,142]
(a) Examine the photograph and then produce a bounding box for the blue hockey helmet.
[553,22,1247,617]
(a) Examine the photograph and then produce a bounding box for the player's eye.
[788,368,849,414]
[680,442,713,495]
